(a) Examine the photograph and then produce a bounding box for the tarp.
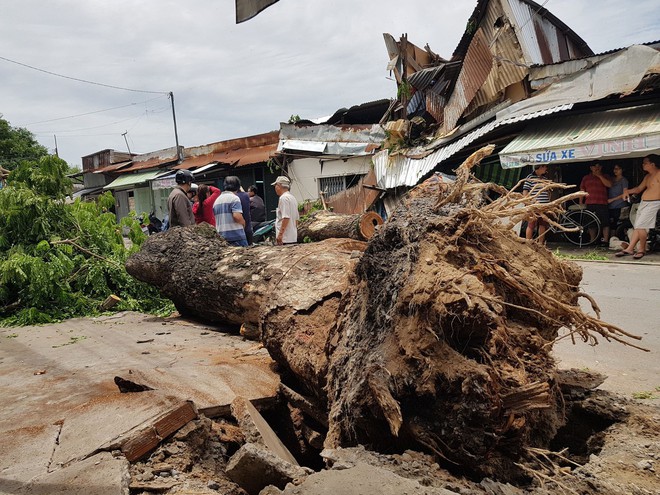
[499,104,660,169]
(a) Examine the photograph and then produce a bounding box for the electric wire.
[0,54,169,95]
[24,95,167,126]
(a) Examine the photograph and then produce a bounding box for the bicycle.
[548,204,601,247]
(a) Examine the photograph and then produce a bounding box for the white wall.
[287,156,373,202]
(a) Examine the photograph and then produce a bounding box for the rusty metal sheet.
[176,143,277,170]
[184,131,279,158]
[326,169,381,215]
[504,0,593,65]
[93,160,132,174]
[120,146,180,172]
[443,28,494,131]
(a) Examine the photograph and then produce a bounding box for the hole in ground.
[549,405,617,465]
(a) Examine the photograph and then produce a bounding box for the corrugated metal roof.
[374,104,572,189]
[500,104,660,168]
[443,27,494,132]
[408,65,445,91]
[93,161,133,174]
[103,170,164,190]
[454,0,593,60]
[277,124,386,156]
[501,44,660,121]
[120,147,181,172]
[176,143,277,170]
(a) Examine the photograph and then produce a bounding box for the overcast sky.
[1,0,658,167]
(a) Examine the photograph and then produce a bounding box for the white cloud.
[1,0,657,166]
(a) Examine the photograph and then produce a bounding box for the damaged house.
[275,100,389,215]
[376,0,659,212]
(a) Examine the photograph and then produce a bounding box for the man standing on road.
[616,154,660,260]
[167,170,195,227]
[580,162,612,245]
[272,176,299,245]
[213,176,247,247]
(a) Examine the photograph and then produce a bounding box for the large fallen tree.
[126,146,642,481]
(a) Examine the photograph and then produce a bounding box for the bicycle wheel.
[562,209,601,247]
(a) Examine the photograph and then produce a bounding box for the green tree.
[0,154,173,326]
[0,116,49,171]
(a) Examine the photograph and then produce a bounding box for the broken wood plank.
[120,401,198,462]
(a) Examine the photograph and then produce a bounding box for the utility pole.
[53,135,59,157]
[122,131,131,154]
[169,92,182,163]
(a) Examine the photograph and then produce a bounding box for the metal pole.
[122,131,132,154]
[53,134,59,157]
[169,91,182,162]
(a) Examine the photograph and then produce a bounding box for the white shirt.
[275,191,300,244]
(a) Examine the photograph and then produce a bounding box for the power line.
[33,115,145,134]
[24,95,167,126]
[0,54,169,95]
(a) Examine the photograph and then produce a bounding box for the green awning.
[103,170,163,190]
[499,104,660,169]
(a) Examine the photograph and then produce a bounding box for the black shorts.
[608,207,622,227]
[586,204,609,226]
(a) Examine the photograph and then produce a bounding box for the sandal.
[615,251,632,257]
[633,252,645,260]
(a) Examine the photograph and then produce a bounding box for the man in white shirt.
[272,176,299,245]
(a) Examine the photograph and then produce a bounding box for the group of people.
[166,170,299,247]
[522,154,659,258]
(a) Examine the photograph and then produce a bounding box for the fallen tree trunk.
[127,146,641,481]
[297,210,383,243]
[126,226,366,397]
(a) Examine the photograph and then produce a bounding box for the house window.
[318,174,365,198]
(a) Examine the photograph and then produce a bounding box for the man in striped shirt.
[213,176,248,247]
[523,163,551,243]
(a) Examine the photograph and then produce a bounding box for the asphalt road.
[553,261,660,398]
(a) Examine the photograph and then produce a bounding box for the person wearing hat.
[522,163,551,243]
[167,170,195,227]
[186,183,199,203]
[272,176,299,245]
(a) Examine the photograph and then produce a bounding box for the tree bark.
[297,211,383,243]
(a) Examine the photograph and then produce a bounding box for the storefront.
[498,104,660,188]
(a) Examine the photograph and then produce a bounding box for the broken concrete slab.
[0,312,280,487]
[260,462,457,495]
[8,452,129,495]
[231,396,299,466]
[51,393,186,467]
[0,423,61,488]
[225,442,310,495]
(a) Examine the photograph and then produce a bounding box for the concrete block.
[226,442,310,495]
